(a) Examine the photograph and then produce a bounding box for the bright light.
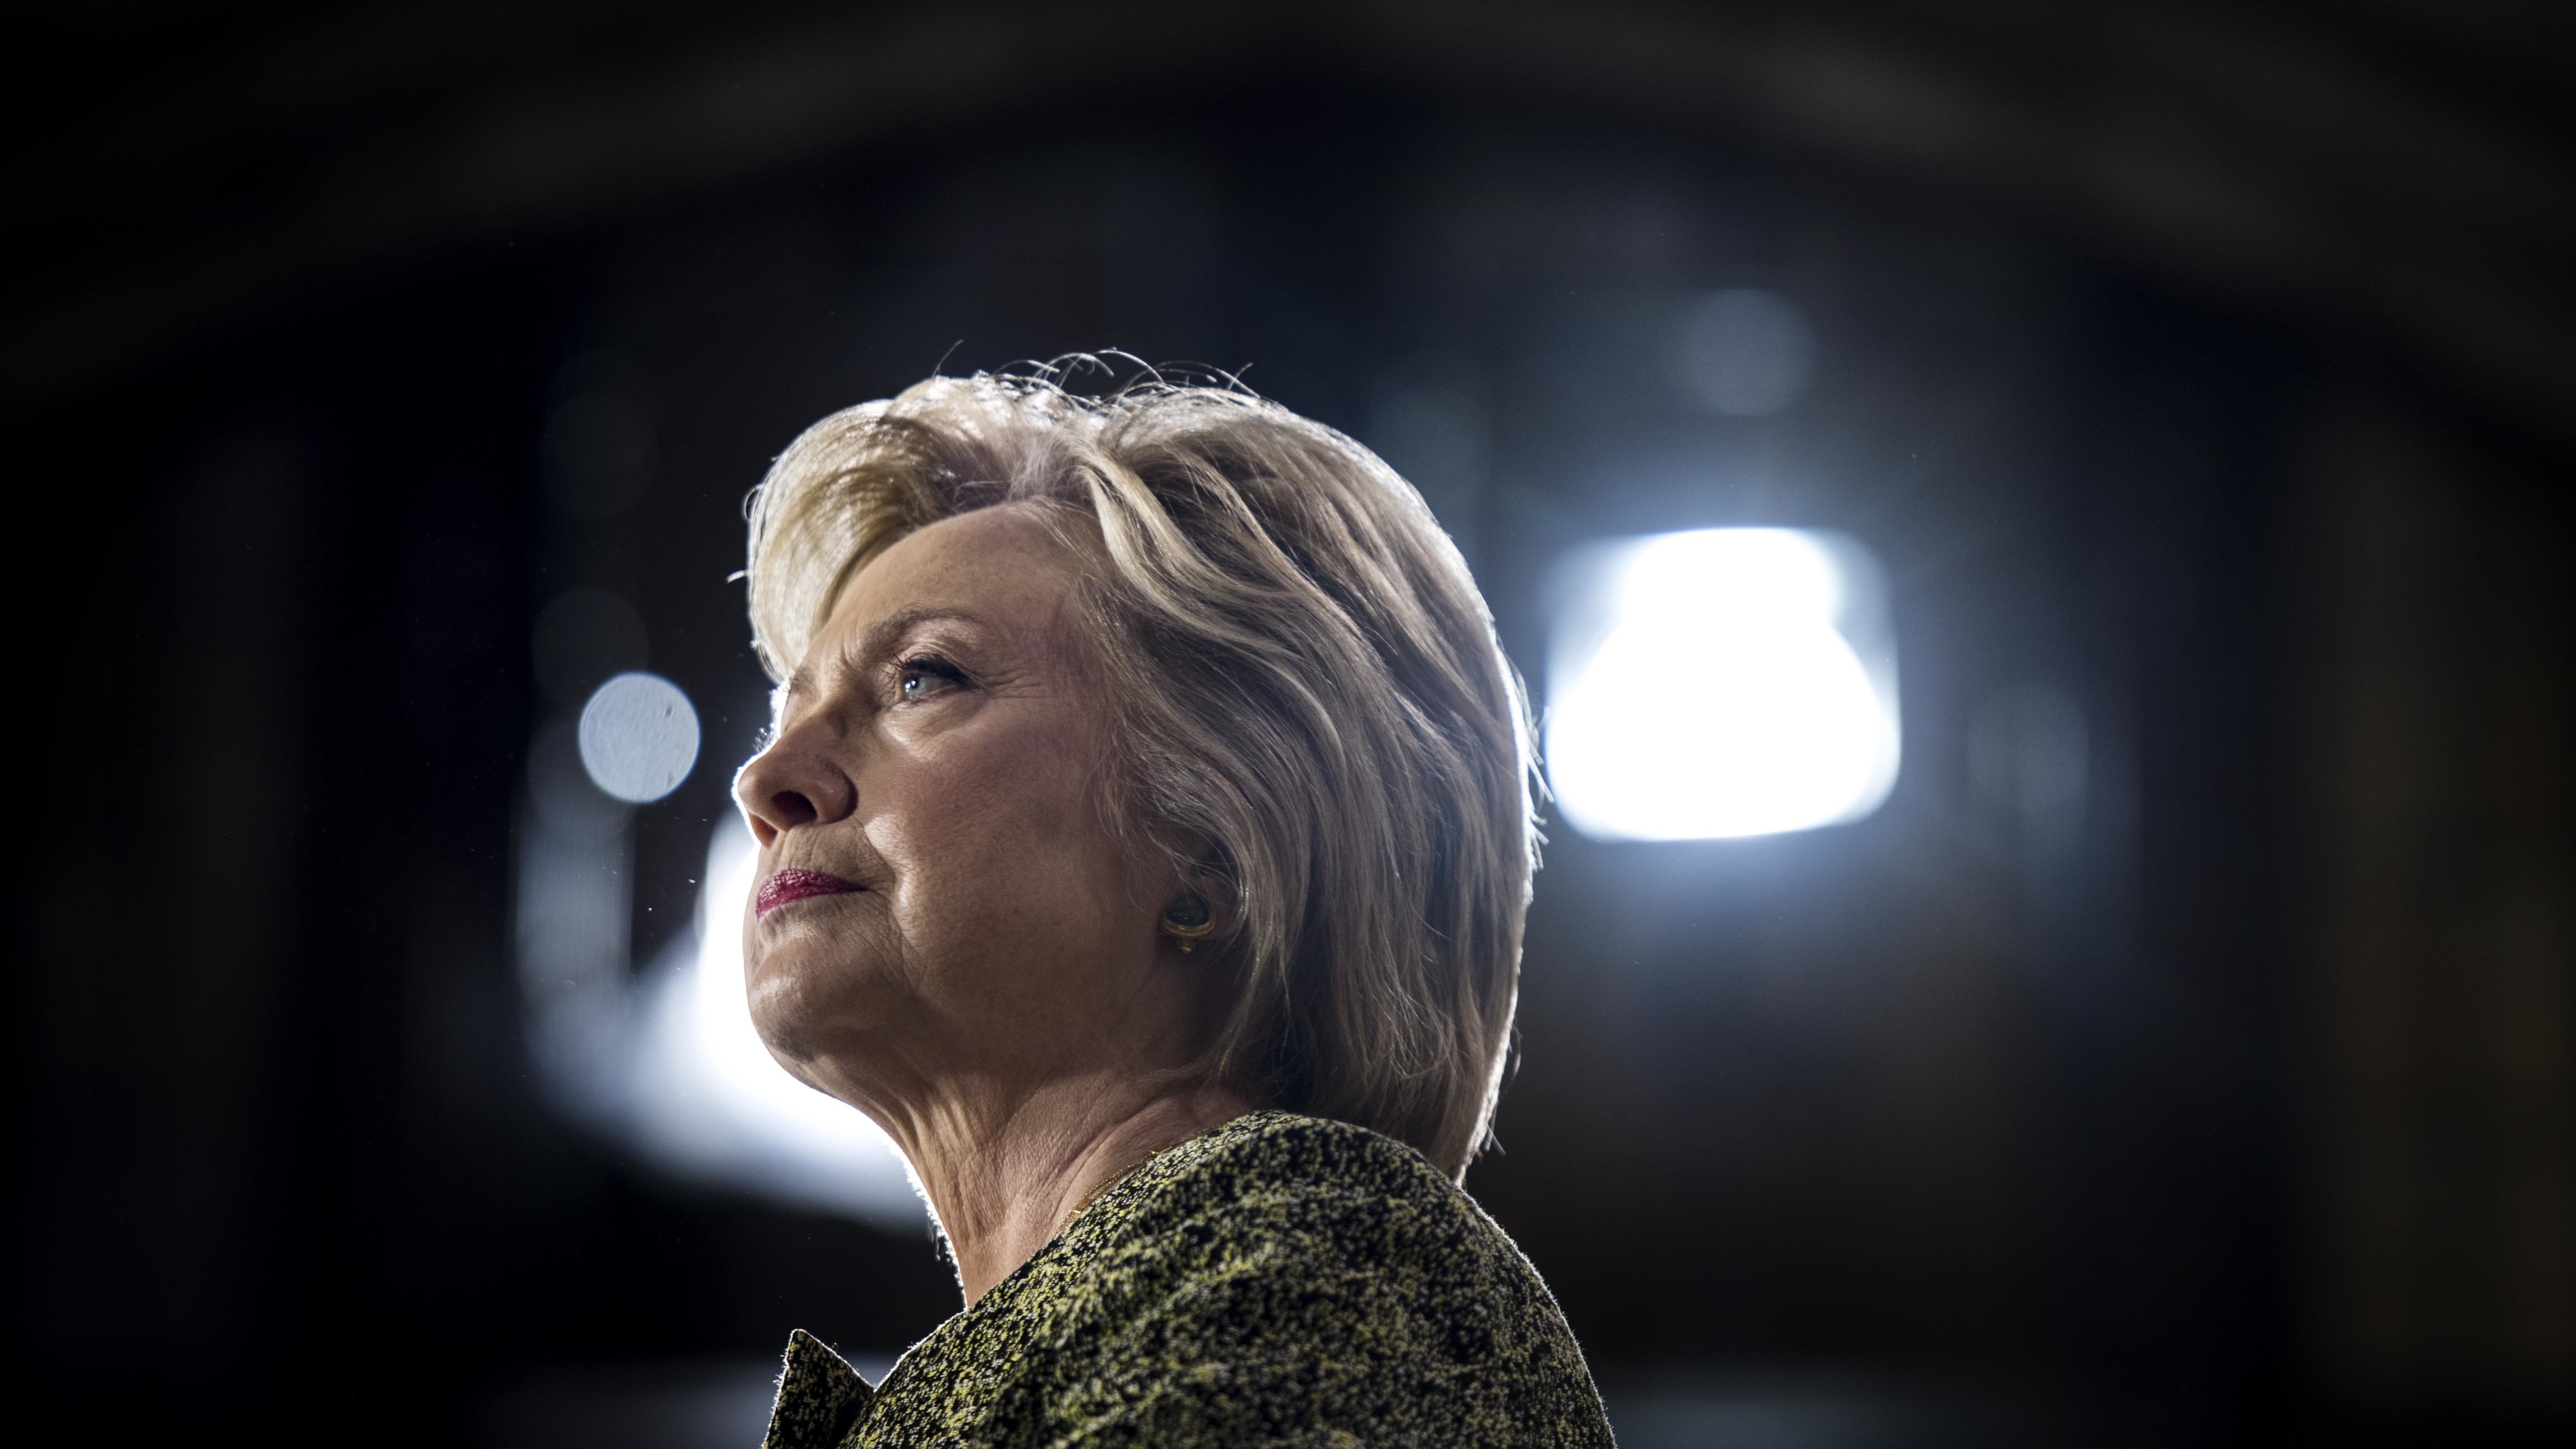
[578,671,700,803]
[1547,528,1899,840]
[619,816,922,1225]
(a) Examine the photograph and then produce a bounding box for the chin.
[745,935,898,1075]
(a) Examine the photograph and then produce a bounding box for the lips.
[756,867,864,917]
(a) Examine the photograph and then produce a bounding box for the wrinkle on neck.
[899,1075,1252,1305]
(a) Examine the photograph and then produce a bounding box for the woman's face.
[732,505,1191,1123]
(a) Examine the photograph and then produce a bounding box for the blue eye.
[898,658,964,702]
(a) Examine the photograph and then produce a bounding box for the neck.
[896,1073,1252,1305]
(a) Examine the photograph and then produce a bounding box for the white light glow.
[1547,528,1900,841]
[619,816,921,1225]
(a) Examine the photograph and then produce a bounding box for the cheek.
[875,728,1140,959]
[737,746,1126,1058]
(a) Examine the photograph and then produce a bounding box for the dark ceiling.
[9,1,2573,442]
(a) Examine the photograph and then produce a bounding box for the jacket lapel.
[760,1329,874,1449]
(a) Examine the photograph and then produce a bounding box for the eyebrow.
[782,606,989,703]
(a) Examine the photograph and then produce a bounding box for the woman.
[735,370,1611,1448]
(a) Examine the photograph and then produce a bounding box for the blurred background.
[8,3,2571,1445]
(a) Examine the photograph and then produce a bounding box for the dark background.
[8,3,2571,1445]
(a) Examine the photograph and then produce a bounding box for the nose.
[733,716,856,848]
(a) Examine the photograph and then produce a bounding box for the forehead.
[825,503,1081,641]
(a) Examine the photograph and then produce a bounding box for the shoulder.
[1126,1108,1456,1217]
[848,1112,1612,1447]
[1031,1111,1613,1447]
[1073,1109,1494,1292]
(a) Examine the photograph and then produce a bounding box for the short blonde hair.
[743,369,1536,1178]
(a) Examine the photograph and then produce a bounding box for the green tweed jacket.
[758,1110,1615,1448]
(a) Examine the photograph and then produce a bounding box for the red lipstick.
[757,868,863,917]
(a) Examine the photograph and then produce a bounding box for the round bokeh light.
[578,671,701,803]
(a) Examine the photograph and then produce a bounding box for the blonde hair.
[743,367,1536,1178]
